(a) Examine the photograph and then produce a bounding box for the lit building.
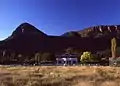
[55,53,78,65]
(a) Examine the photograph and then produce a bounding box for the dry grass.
[0,65,120,86]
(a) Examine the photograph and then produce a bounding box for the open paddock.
[0,65,119,86]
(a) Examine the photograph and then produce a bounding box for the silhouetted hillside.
[1,23,120,53]
[0,23,120,64]
[61,31,81,37]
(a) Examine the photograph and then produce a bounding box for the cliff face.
[70,25,120,38]
[61,25,120,54]
[0,23,120,55]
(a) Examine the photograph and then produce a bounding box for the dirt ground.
[0,65,120,86]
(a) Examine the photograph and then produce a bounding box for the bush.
[109,58,120,66]
[41,53,55,62]
[80,51,95,63]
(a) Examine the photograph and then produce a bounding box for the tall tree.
[111,37,117,58]
[35,52,42,64]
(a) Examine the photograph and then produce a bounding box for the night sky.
[0,0,119,40]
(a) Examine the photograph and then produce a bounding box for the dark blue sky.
[0,0,119,40]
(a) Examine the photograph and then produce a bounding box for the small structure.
[22,28,24,33]
[56,53,78,65]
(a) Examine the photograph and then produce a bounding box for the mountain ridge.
[0,23,120,57]
[11,22,47,36]
[1,23,120,41]
[0,23,120,64]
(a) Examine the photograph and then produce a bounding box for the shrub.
[80,51,95,63]
[109,57,120,66]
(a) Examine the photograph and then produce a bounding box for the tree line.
[0,37,118,65]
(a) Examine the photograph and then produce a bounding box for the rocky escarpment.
[61,25,120,39]
[77,25,120,38]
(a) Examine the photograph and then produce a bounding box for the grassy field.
[0,65,120,86]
